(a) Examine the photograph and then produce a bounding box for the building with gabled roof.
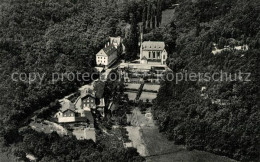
[140,41,168,65]
[96,43,117,67]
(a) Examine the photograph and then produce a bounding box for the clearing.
[126,109,237,162]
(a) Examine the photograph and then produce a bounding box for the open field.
[142,128,236,162]
[0,152,17,162]
[126,109,236,162]
[143,84,160,92]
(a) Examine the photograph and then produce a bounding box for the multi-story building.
[96,43,118,67]
[140,41,168,65]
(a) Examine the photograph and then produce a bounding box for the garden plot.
[125,83,141,91]
[139,92,157,102]
[124,92,137,101]
[143,84,160,92]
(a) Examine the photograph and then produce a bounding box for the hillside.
[0,0,145,161]
[152,0,260,161]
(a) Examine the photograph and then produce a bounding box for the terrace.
[125,83,141,91]
[143,84,160,92]
[124,91,138,101]
[139,92,157,103]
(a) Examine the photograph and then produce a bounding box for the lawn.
[139,92,157,102]
[125,83,141,91]
[143,84,160,92]
[141,127,236,162]
[124,92,137,101]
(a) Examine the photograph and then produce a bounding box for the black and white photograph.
[0,0,259,161]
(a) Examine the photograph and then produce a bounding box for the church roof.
[142,41,165,51]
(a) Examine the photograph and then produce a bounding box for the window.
[153,52,156,58]
[157,52,160,58]
[149,52,151,58]
[163,55,165,59]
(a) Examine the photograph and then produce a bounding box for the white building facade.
[140,41,168,65]
[96,44,117,67]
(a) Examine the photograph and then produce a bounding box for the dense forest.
[0,0,259,161]
[0,0,146,161]
[153,0,260,161]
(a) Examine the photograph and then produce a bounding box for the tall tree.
[151,4,156,29]
[142,1,147,32]
[156,0,162,27]
[147,2,152,28]
[125,13,139,61]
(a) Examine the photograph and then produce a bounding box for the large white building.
[96,43,118,67]
[140,41,168,65]
[96,36,125,67]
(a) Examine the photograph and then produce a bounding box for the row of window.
[148,51,166,59]
[63,113,74,117]
[97,57,106,59]
[84,103,94,107]
[97,60,106,63]
[86,99,94,102]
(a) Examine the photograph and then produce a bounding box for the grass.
[124,92,137,101]
[139,92,157,102]
[125,83,141,90]
[141,127,236,162]
[143,84,160,92]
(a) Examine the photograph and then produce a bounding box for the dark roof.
[61,99,75,112]
[142,41,165,51]
[94,81,105,99]
[81,87,95,99]
[63,109,75,113]
[153,67,166,70]
[103,45,117,57]
[84,111,94,124]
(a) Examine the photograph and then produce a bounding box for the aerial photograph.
[0,0,259,161]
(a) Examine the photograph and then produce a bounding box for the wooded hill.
[152,0,260,161]
[0,0,146,161]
